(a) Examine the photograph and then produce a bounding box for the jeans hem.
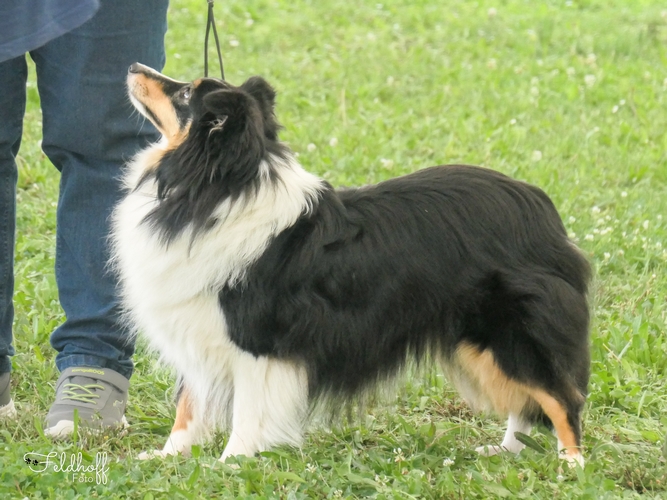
[56,354,132,380]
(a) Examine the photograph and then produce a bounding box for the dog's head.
[127,63,281,147]
[126,63,286,241]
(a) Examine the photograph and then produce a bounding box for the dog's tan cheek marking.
[135,77,180,138]
[129,74,150,99]
[168,121,192,151]
[153,96,180,139]
[172,387,194,432]
[131,75,163,107]
[456,343,530,416]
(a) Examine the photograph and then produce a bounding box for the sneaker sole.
[0,399,16,419]
[45,415,129,438]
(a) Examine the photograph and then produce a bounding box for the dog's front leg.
[219,353,308,462]
[138,385,206,459]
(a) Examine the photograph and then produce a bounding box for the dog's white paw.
[218,449,248,464]
[562,451,585,469]
[137,449,172,460]
[475,444,505,457]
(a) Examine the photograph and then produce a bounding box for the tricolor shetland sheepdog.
[112,63,591,467]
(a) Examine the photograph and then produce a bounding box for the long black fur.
[220,166,591,401]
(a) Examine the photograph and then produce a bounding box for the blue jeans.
[0,0,169,379]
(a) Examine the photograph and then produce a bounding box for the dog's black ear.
[241,76,276,109]
[203,89,241,114]
[201,88,255,131]
[241,76,281,140]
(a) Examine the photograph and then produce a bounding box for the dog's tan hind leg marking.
[456,344,533,456]
[138,385,205,460]
[456,343,583,466]
[456,344,532,416]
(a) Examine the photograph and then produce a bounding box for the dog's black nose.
[128,63,142,74]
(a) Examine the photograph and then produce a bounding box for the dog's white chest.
[110,176,235,371]
[109,148,323,384]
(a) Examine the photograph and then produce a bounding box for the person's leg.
[0,56,27,417]
[29,0,168,431]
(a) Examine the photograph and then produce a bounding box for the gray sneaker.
[0,372,17,418]
[45,366,129,438]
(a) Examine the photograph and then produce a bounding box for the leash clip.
[205,0,225,80]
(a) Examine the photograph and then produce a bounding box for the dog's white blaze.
[110,146,322,457]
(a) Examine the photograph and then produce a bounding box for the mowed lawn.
[2,0,667,498]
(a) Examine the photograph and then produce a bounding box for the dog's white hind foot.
[476,413,532,457]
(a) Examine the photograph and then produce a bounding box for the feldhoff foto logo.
[24,451,110,485]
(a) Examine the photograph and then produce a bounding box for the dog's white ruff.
[111,145,322,460]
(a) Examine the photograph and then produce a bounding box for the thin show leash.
[204,0,225,80]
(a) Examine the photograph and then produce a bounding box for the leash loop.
[205,0,225,80]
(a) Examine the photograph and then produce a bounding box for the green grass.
[2,0,667,497]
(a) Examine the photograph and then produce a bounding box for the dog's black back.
[220,165,591,404]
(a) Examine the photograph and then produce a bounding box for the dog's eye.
[180,87,192,101]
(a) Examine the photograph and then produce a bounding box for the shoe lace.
[62,383,105,404]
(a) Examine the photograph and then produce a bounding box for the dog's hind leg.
[476,389,585,467]
[456,343,585,467]
[465,271,588,467]
[220,353,308,462]
[476,413,532,456]
[138,384,207,459]
[454,344,533,457]
[518,278,588,468]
